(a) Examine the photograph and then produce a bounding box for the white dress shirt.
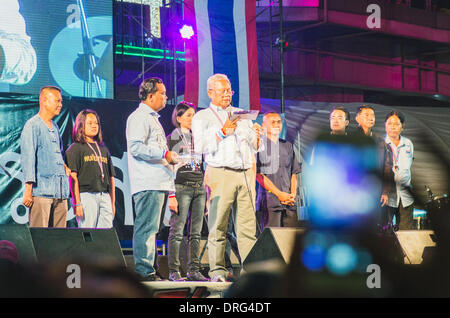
[0,0,37,85]
[191,103,261,169]
[385,135,414,208]
[126,103,175,195]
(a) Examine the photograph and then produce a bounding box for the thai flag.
[184,0,261,110]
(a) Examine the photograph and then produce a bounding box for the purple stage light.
[179,24,194,40]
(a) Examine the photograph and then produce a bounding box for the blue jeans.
[132,190,168,278]
[78,192,113,228]
[168,182,206,273]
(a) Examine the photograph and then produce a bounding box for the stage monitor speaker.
[29,228,126,267]
[243,227,305,268]
[178,238,240,275]
[395,230,436,264]
[0,224,37,264]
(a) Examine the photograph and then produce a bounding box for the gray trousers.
[204,167,257,279]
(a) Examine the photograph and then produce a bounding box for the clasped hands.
[277,191,296,206]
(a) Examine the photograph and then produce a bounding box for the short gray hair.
[207,73,230,91]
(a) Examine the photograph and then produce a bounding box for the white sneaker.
[211,275,226,283]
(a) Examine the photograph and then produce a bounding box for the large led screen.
[0,0,114,99]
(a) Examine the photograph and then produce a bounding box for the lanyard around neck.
[149,114,168,151]
[209,106,227,127]
[177,128,193,153]
[389,141,402,170]
[86,141,104,181]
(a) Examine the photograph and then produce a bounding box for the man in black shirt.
[354,105,394,230]
[256,112,301,230]
[354,105,393,206]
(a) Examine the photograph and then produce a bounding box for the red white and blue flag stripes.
[184,0,261,110]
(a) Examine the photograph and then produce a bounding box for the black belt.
[177,181,203,187]
[218,166,248,173]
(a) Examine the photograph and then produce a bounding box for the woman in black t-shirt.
[65,109,115,228]
[166,101,208,282]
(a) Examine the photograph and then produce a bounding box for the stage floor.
[123,253,236,298]
[142,281,232,298]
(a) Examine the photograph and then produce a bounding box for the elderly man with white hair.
[191,73,263,282]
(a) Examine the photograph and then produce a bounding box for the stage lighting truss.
[117,0,163,38]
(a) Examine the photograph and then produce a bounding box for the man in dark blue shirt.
[256,112,301,230]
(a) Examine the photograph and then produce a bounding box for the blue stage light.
[302,245,326,272]
[326,243,358,276]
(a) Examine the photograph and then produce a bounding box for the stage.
[142,281,232,298]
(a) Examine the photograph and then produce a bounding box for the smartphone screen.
[306,134,381,230]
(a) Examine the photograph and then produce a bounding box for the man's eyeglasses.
[210,89,235,96]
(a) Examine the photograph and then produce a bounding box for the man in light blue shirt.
[384,110,414,230]
[126,77,179,281]
[20,86,70,227]
[191,74,263,282]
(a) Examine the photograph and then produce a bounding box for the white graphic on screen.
[0,0,37,85]
[49,7,113,99]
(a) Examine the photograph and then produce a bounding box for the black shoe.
[155,271,167,281]
[169,271,185,282]
[140,273,156,282]
[186,271,209,282]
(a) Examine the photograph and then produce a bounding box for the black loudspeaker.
[243,227,305,268]
[0,224,37,264]
[29,228,126,267]
[395,230,436,264]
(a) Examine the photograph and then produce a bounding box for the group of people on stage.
[124,74,301,282]
[19,74,414,283]
[328,104,415,231]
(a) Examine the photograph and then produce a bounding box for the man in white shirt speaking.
[191,74,263,282]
